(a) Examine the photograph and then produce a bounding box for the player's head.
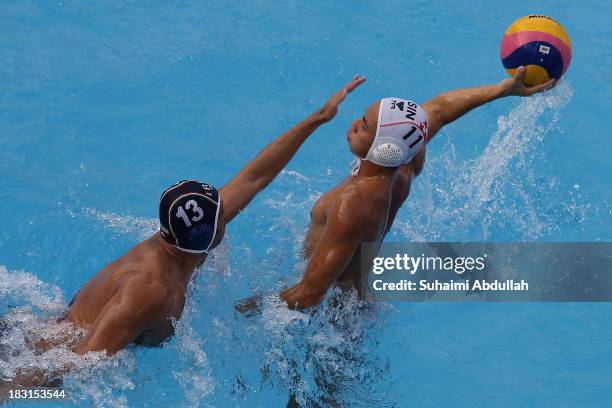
[159,180,225,254]
[347,98,428,167]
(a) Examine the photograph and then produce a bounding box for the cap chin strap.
[202,198,221,253]
[172,243,209,255]
[350,157,361,176]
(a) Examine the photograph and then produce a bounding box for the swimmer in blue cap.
[277,67,554,309]
[5,76,366,388]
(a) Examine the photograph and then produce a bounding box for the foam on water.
[256,289,398,406]
[83,209,159,241]
[0,266,64,314]
[165,238,238,406]
[0,266,137,408]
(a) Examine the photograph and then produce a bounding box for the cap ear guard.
[371,143,404,166]
[364,98,428,167]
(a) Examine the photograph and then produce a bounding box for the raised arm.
[281,197,366,309]
[219,76,366,222]
[423,66,555,141]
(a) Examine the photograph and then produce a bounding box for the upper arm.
[282,198,366,308]
[74,281,167,356]
[422,83,506,143]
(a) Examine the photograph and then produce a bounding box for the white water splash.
[0,266,64,313]
[458,81,572,220]
[83,208,159,240]
[396,80,581,241]
[165,238,238,407]
[171,311,215,407]
[244,288,396,406]
[0,266,136,408]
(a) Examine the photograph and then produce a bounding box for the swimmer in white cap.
[279,67,554,308]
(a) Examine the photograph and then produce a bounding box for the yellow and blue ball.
[500,15,572,86]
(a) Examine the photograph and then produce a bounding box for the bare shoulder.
[347,177,391,206]
[330,179,389,231]
[119,274,171,315]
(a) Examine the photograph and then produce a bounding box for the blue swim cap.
[159,180,221,253]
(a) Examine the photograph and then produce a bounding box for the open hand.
[500,66,556,97]
[234,294,263,318]
[318,75,367,123]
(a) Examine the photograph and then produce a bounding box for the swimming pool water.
[1,0,611,407]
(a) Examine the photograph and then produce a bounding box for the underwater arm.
[423,66,555,141]
[220,75,366,223]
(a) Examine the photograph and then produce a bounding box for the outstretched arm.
[219,76,366,222]
[423,66,555,141]
[281,198,366,309]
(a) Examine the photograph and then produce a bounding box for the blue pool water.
[1,1,611,407]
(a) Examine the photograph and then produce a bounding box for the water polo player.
[279,67,554,309]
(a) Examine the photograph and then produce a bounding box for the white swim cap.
[364,98,428,167]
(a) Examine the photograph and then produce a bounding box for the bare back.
[63,234,196,348]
